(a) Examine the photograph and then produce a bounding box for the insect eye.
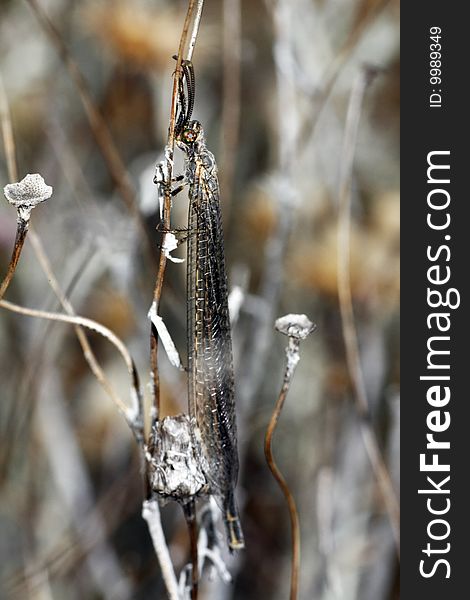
[183,129,197,143]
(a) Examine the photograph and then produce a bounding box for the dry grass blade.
[337,66,400,554]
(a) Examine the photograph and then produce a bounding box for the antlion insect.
[150,61,244,552]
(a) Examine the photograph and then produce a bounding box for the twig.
[150,0,203,431]
[149,5,205,596]
[183,500,199,600]
[24,0,154,263]
[187,0,205,63]
[0,34,178,600]
[265,314,316,600]
[142,499,180,600]
[28,229,138,436]
[336,66,400,554]
[0,214,28,300]
[0,299,142,434]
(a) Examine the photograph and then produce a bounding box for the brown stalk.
[0,73,25,300]
[1,70,141,437]
[183,499,199,600]
[1,47,176,599]
[336,66,400,555]
[264,369,301,600]
[148,2,204,597]
[0,216,29,300]
[264,315,315,600]
[149,0,202,424]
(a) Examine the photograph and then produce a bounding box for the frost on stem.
[3,173,53,220]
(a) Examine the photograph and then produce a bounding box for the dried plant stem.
[0,299,142,432]
[0,73,27,300]
[150,0,203,423]
[187,0,205,63]
[0,215,29,300]
[142,500,180,600]
[264,370,300,600]
[183,500,199,600]
[1,56,175,599]
[28,229,142,438]
[264,315,315,600]
[337,67,400,554]
[148,5,205,595]
[24,0,154,263]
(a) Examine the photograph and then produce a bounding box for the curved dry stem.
[150,0,204,420]
[28,229,142,437]
[0,216,29,300]
[0,298,141,430]
[264,348,301,600]
[337,67,400,554]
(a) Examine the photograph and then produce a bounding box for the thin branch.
[336,66,400,554]
[0,298,142,433]
[150,0,204,424]
[183,500,199,600]
[0,215,29,300]
[0,21,175,600]
[265,314,316,600]
[28,229,137,435]
[187,0,205,63]
[1,174,53,299]
[148,5,205,596]
[142,499,180,600]
[24,0,154,263]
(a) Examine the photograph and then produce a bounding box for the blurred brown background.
[0,0,399,598]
